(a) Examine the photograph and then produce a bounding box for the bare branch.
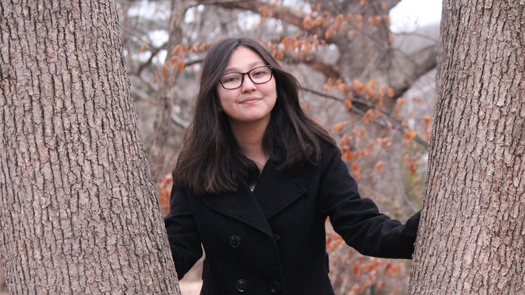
[301,87,429,150]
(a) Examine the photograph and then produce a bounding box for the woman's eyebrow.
[224,61,265,73]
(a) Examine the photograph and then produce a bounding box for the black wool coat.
[164,146,420,295]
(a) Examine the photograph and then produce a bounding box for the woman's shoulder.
[320,144,342,162]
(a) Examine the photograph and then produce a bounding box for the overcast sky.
[390,0,443,32]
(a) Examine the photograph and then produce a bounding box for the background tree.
[409,0,525,294]
[0,0,180,294]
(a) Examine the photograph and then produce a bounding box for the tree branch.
[301,87,429,150]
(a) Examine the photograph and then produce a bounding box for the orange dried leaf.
[177,58,184,71]
[377,281,385,290]
[325,26,334,39]
[282,37,290,47]
[374,16,382,25]
[336,14,343,24]
[303,16,312,28]
[345,99,353,110]
[367,16,374,25]
[162,64,168,78]
[403,129,416,141]
[140,43,147,52]
[354,15,363,26]
[359,0,366,7]
[363,109,374,124]
[342,150,353,161]
[314,16,323,26]
[351,163,361,180]
[353,79,364,93]
[387,87,395,98]
[367,78,376,89]
[378,137,391,148]
[381,2,387,9]
[340,134,351,146]
[424,115,432,126]
[337,81,346,91]
[375,161,384,171]
[346,13,353,21]
[396,97,407,106]
[172,44,181,55]
[305,101,311,110]
[348,29,356,40]
[385,263,402,278]
[332,121,348,132]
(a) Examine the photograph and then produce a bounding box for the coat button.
[236,279,247,292]
[270,281,281,293]
[230,236,241,248]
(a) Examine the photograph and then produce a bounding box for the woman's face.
[217,46,277,127]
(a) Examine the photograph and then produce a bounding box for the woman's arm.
[318,147,420,259]
[164,175,203,279]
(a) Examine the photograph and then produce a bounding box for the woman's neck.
[230,119,269,170]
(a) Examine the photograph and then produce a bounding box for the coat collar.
[200,160,307,236]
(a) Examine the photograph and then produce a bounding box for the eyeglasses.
[219,65,274,90]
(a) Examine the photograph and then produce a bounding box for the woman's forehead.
[224,47,265,72]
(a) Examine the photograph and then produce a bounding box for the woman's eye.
[222,75,240,83]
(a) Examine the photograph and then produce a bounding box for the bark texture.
[409,1,525,294]
[0,0,179,294]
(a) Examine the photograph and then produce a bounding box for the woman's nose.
[241,75,257,92]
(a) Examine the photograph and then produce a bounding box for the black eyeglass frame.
[218,65,274,90]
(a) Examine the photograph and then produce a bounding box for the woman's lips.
[239,97,261,104]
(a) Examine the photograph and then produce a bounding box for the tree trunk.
[148,0,191,184]
[409,1,525,294]
[0,0,179,294]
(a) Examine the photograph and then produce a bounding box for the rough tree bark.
[0,0,179,294]
[409,1,525,294]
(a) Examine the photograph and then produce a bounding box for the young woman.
[164,37,420,295]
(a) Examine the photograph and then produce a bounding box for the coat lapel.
[201,176,274,237]
[200,161,308,235]
[253,161,307,220]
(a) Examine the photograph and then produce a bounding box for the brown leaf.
[374,16,382,25]
[403,129,416,141]
[363,109,374,124]
[345,99,353,110]
[354,15,363,26]
[367,78,376,90]
[387,87,395,98]
[177,58,184,71]
[162,64,168,78]
[351,163,361,180]
[332,121,348,132]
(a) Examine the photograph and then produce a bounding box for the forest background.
[0,0,442,294]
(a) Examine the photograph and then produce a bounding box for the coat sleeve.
[318,147,420,259]
[164,174,203,279]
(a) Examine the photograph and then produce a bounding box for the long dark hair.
[175,37,335,195]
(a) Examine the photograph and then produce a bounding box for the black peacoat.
[164,146,420,295]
